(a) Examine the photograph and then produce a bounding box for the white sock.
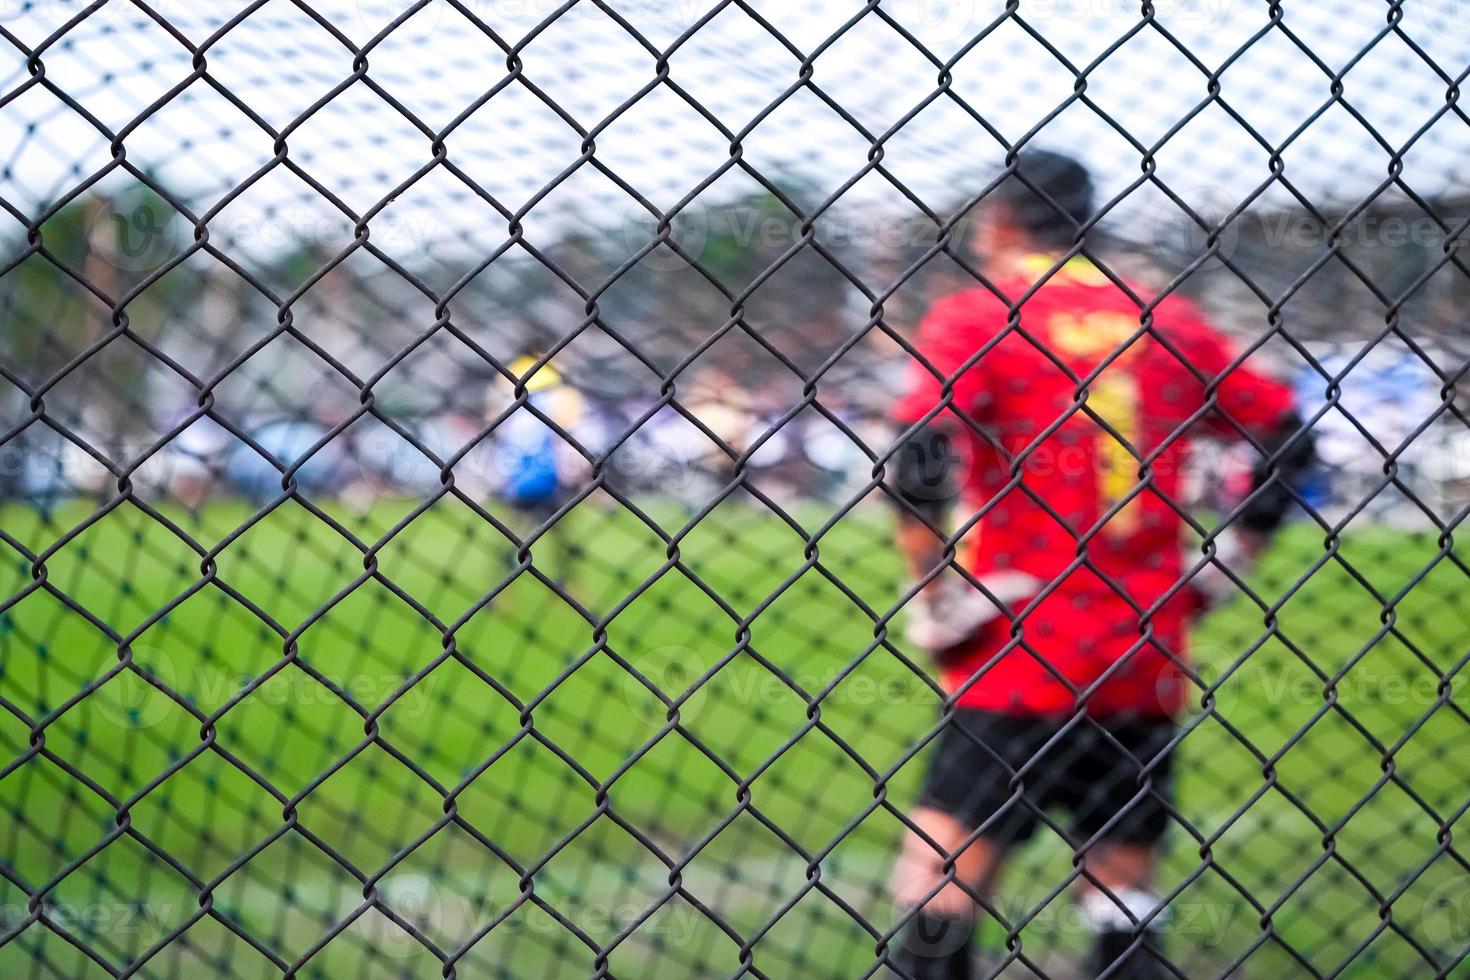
[1080,887,1168,932]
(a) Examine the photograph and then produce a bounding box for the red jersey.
[893,257,1294,718]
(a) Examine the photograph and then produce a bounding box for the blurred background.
[0,1,1467,978]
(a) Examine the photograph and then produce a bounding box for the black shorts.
[917,709,1176,847]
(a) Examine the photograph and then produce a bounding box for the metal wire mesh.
[0,1,1467,978]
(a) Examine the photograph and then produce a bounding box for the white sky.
[0,0,1467,260]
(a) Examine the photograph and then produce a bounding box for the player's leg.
[1068,716,1177,979]
[531,496,567,587]
[890,807,1002,980]
[889,710,1046,980]
[511,493,573,590]
[1079,841,1168,978]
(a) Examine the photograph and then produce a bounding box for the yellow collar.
[1017,253,1108,286]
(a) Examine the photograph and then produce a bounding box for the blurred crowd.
[2,186,1467,526]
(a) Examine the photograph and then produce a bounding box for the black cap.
[991,149,1094,246]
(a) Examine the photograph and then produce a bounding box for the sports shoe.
[1085,927,1171,980]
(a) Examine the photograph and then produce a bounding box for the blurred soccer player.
[886,151,1314,979]
[489,354,587,585]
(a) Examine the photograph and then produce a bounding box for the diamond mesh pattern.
[0,2,1467,978]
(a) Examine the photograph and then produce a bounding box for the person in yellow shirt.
[487,353,587,585]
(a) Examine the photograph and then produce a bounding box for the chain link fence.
[0,1,1467,977]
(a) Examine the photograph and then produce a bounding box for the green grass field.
[0,495,1467,979]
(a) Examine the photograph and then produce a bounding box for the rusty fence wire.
[0,1,1468,978]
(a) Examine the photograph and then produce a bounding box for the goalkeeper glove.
[904,570,1041,659]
